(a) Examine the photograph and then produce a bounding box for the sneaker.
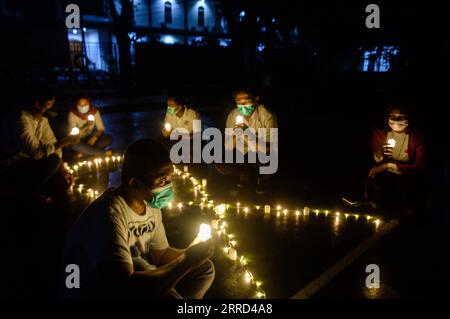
[237,174,250,188]
[256,175,269,194]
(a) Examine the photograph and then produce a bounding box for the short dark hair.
[232,85,259,99]
[167,94,186,106]
[121,139,171,184]
[28,88,55,108]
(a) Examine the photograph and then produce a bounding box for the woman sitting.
[67,97,113,158]
[366,104,426,214]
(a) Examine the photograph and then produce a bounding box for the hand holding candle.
[70,127,80,136]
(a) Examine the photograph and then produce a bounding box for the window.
[198,6,205,27]
[361,46,400,72]
[164,1,172,24]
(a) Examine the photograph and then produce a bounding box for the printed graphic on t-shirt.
[128,216,156,237]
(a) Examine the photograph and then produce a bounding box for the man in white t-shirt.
[216,87,278,194]
[62,139,214,299]
[0,90,78,199]
[162,95,201,138]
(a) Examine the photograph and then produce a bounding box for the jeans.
[132,257,215,299]
[71,134,113,156]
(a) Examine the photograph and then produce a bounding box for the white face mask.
[77,105,90,114]
[388,119,409,132]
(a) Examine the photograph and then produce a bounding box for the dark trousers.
[71,134,113,156]
[366,171,425,213]
[0,154,62,194]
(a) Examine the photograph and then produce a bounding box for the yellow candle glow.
[70,127,80,136]
[164,122,171,132]
[387,138,396,148]
[87,114,95,122]
[236,115,244,125]
[198,224,212,241]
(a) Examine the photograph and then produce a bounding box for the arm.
[91,254,192,298]
[396,133,426,174]
[150,247,185,267]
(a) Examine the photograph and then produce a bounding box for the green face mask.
[237,104,255,116]
[167,106,176,115]
[145,183,174,209]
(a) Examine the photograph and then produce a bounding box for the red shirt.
[371,128,426,174]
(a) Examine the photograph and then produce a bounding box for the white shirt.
[164,106,200,134]
[0,110,59,169]
[225,104,277,153]
[62,190,169,297]
[67,110,105,139]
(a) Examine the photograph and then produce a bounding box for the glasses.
[389,115,408,121]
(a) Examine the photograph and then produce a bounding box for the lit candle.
[244,207,249,213]
[197,224,212,241]
[202,178,207,188]
[73,165,78,174]
[283,209,288,216]
[70,127,80,136]
[183,165,188,173]
[264,205,271,214]
[303,207,310,215]
[387,138,396,148]
[164,122,171,132]
[236,115,244,125]
[177,202,183,210]
[295,210,300,217]
[211,219,219,230]
[87,161,92,171]
[228,248,237,261]
[87,114,95,122]
[244,271,253,283]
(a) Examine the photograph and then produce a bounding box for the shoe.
[256,175,269,194]
[237,174,250,188]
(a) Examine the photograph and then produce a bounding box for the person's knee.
[47,153,62,171]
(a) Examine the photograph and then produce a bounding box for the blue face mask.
[237,104,255,116]
[145,183,174,209]
[167,106,176,115]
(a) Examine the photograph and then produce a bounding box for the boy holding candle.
[0,90,79,200]
[216,86,277,194]
[162,95,201,139]
[62,139,215,299]
[67,96,113,157]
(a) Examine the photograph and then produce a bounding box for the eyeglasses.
[389,115,408,121]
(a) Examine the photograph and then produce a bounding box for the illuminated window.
[198,6,205,27]
[361,46,400,72]
[164,1,172,24]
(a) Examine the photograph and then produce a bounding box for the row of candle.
[174,165,267,298]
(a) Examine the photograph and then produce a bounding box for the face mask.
[388,119,409,132]
[77,105,90,114]
[167,106,176,115]
[145,183,174,209]
[237,104,255,116]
